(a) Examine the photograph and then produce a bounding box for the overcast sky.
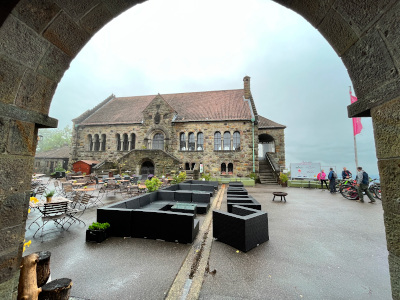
[49,0,379,178]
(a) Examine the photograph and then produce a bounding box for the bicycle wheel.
[373,186,381,200]
[340,185,359,200]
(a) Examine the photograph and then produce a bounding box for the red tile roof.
[77,89,252,125]
[258,115,286,129]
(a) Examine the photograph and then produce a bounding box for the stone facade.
[70,81,281,178]
[34,146,69,175]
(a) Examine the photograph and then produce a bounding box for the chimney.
[243,76,251,99]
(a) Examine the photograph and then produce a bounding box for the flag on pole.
[350,91,363,136]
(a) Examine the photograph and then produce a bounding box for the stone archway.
[1,1,400,298]
[258,133,275,160]
[140,160,154,176]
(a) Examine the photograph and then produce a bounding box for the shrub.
[171,171,187,184]
[88,222,110,231]
[145,177,162,192]
[201,173,212,181]
[279,173,288,183]
[249,172,257,181]
[44,190,55,197]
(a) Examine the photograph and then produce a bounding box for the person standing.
[342,167,352,179]
[328,168,337,193]
[355,166,375,203]
[317,170,328,190]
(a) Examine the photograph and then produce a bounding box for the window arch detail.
[223,131,231,150]
[214,132,221,151]
[197,132,204,150]
[180,133,186,150]
[153,133,164,150]
[233,131,240,150]
[188,132,195,151]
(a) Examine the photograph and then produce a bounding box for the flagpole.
[350,86,359,168]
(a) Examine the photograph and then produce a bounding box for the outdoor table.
[74,188,96,192]
[33,174,46,177]
[171,203,197,215]
[72,183,85,187]
[30,196,71,207]
[71,175,84,179]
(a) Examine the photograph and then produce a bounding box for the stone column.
[371,98,400,299]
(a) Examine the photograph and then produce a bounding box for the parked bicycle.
[368,178,381,200]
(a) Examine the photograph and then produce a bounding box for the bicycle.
[368,178,381,200]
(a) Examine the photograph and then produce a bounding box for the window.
[153,133,164,150]
[130,133,136,150]
[233,131,240,150]
[214,132,221,150]
[122,134,129,151]
[223,131,231,150]
[188,132,195,151]
[94,134,100,151]
[228,163,233,173]
[116,134,121,151]
[185,162,190,170]
[197,132,204,150]
[221,163,226,173]
[88,134,93,151]
[101,134,106,151]
[180,133,186,150]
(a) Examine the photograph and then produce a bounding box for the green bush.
[88,222,110,231]
[279,173,288,183]
[171,171,187,184]
[201,173,212,181]
[248,172,257,181]
[145,177,162,192]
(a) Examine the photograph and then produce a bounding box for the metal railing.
[265,153,280,182]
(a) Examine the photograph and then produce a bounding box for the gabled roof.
[35,146,70,159]
[258,115,286,129]
[76,89,252,125]
[73,160,99,165]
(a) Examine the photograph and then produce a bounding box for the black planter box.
[86,229,109,243]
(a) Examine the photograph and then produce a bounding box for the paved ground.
[25,182,392,300]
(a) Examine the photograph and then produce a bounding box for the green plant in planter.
[88,222,110,231]
[86,222,111,243]
[145,177,162,192]
[279,173,289,184]
[44,190,55,198]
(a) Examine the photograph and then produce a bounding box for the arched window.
[153,133,164,150]
[116,134,121,151]
[228,163,233,173]
[122,133,129,151]
[221,163,226,173]
[88,134,93,151]
[214,132,221,151]
[94,134,100,151]
[197,132,204,150]
[130,133,136,150]
[101,134,106,151]
[180,133,186,150]
[185,162,190,170]
[233,131,240,150]
[188,132,195,151]
[223,131,231,150]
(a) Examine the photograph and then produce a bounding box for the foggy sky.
[49,0,379,177]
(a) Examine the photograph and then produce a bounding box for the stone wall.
[33,157,68,175]
[72,119,261,178]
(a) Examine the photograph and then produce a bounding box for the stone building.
[71,77,285,179]
[34,145,70,175]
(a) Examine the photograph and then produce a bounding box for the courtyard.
[24,182,391,300]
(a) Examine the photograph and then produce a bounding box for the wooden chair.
[33,202,68,238]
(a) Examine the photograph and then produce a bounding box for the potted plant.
[44,190,55,202]
[86,222,111,243]
[280,173,289,187]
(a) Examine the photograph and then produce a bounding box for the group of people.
[317,167,375,203]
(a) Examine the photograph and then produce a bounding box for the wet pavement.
[25,182,392,300]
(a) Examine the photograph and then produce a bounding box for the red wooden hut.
[72,160,99,175]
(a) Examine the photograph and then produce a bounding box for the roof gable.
[258,115,286,129]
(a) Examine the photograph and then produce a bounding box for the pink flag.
[350,91,362,136]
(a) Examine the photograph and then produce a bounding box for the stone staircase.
[259,160,278,184]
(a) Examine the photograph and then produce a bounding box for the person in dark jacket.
[328,168,337,193]
[355,166,375,203]
[342,167,352,179]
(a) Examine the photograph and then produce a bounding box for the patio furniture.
[33,202,69,238]
[171,203,197,215]
[272,192,288,202]
[213,205,269,252]
[226,196,261,213]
